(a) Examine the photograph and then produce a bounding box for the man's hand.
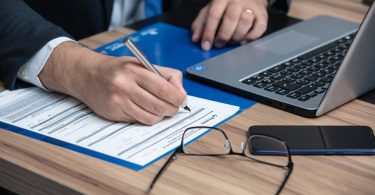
[39,42,187,125]
[192,0,269,50]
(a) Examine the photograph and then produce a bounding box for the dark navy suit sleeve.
[0,0,72,90]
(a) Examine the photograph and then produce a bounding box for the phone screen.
[248,125,375,155]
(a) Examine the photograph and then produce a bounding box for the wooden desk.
[1,0,374,194]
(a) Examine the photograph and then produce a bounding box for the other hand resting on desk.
[192,0,269,50]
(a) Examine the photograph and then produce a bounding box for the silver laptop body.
[187,4,375,117]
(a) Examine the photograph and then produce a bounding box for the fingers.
[129,85,179,117]
[192,0,269,50]
[121,98,164,125]
[200,0,228,51]
[191,6,208,43]
[108,76,177,125]
[231,8,255,42]
[157,66,186,95]
[91,91,164,125]
[245,9,268,41]
[83,56,188,125]
[119,64,186,124]
[214,4,242,48]
[158,66,188,107]
[136,68,186,108]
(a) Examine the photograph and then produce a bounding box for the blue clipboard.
[96,22,256,110]
[0,95,240,171]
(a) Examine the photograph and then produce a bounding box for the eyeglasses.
[148,126,294,194]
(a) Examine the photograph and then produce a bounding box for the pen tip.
[183,106,191,112]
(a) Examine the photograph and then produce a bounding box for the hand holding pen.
[124,38,191,112]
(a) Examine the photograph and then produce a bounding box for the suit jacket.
[0,0,290,90]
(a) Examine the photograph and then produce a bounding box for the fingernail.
[201,41,211,51]
[214,41,225,48]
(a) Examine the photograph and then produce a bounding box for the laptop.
[187,3,375,118]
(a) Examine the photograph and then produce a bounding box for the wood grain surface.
[1,1,374,194]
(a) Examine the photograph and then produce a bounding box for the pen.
[124,38,191,112]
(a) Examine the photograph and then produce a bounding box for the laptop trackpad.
[255,30,319,55]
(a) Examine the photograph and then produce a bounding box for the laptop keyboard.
[241,33,355,102]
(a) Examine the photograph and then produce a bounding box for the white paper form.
[0,87,239,169]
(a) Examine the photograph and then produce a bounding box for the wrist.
[39,42,102,100]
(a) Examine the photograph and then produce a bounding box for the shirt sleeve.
[17,37,75,90]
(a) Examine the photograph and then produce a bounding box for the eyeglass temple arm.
[276,162,294,195]
[148,150,179,192]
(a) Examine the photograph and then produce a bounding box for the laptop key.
[287,92,301,99]
[305,76,318,81]
[322,85,330,90]
[264,85,279,92]
[283,61,293,66]
[282,77,296,83]
[313,72,326,78]
[297,80,309,85]
[307,92,318,98]
[280,70,293,75]
[334,47,344,53]
[273,81,302,91]
[294,64,305,70]
[319,77,332,83]
[253,82,268,88]
[251,75,263,80]
[259,71,274,77]
[321,69,334,74]
[315,63,326,68]
[287,67,299,72]
[304,61,316,66]
[324,58,335,65]
[295,85,316,94]
[298,96,310,101]
[306,66,321,72]
[333,55,344,61]
[327,66,337,71]
[345,42,353,47]
[317,54,327,60]
[269,65,286,73]
[338,45,348,50]
[291,74,304,79]
[315,88,326,94]
[312,81,325,87]
[242,78,257,85]
[336,37,346,43]
[292,58,302,63]
[270,74,285,80]
[320,77,331,83]
[261,79,275,84]
[300,70,312,76]
[276,89,290,95]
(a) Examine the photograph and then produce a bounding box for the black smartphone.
[248,125,375,155]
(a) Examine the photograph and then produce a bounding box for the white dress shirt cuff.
[17,37,75,90]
